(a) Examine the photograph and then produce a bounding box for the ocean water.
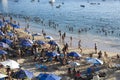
[1,0,120,53]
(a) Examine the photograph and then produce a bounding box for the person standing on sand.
[78,40,82,53]
[70,36,72,47]
[94,43,97,54]
[62,34,65,44]
[58,30,61,41]
[104,51,108,58]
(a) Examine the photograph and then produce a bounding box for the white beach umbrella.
[0,73,7,78]
[70,62,80,67]
[0,59,20,69]
[86,58,103,65]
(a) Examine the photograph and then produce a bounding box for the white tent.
[0,59,20,69]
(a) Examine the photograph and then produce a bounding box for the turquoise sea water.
[1,0,120,53]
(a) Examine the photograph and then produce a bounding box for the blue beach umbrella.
[45,36,54,40]
[15,70,33,79]
[11,24,20,28]
[20,39,33,47]
[67,51,82,57]
[0,50,7,55]
[36,73,61,80]
[21,42,32,47]
[48,40,57,46]
[0,42,9,48]
[86,57,103,65]
[36,40,45,45]
[7,32,14,37]
[1,38,12,45]
[46,52,59,57]
[0,31,4,36]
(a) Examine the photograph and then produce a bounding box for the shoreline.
[1,13,120,55]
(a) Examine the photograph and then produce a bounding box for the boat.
[80,5,85,8]
[49,0,55,3]
[56,5,61,8]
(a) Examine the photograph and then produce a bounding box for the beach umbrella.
[69,62,80,67]
[48,40,58,46]
[22,39,33,44]
[32,33,41,36]
[0,59,20,69]
[0,73,7,78]
[45,36,54,40]
[46,52,59,57]
[11,24,20,28]
[15,70,34,79]
[36,40,45,45]
[86,57,103,65]
[7,32,14,37]
[21,42,32,47]
[20,39,33,47]
[36,73,61,80]
[67,51,82,57]
[0,42,9,48]
[0,50,7,55]
[1,38,13,45]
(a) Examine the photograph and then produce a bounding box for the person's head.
[77,71,80,73]
[68,68,71,71]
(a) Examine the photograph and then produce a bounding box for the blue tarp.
[36,73,61,80]
[0,50,7,55]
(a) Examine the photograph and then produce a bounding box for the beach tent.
[36,40,45,45]
[14,70,34,79]
[36,73,61,80]
[69,62,80,67]
[0,59,20,69]
[0,50,7,55]
[48,40,58,46]
[0,73,7,79]
[67,51,82,57]
[86,57,103,65]
[0,42,9,48]
[46,52,59,57]
[45,36,54,40]
[1,38,13,45]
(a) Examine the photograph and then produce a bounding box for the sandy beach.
[0,15,119,80]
